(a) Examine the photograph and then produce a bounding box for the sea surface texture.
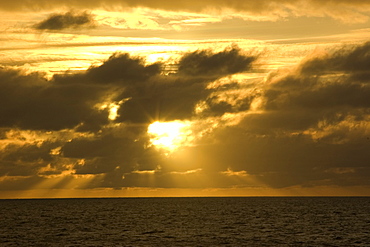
[0,197,369,246]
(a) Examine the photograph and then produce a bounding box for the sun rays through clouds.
[0,0,369,198]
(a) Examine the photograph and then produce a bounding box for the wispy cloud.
[34,11,96,31]
[1,0,370,23]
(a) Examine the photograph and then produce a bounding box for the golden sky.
[0,0,369,198]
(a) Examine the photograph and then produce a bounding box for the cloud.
[300,41,370,81]
[178,46,256,78]
[0,52,164,131]
[0,140,62,177]
[62,131,149,175]
[1,0,370,23]
[264,42,370,113]
[34,11,96,30]
[0,42,369,192]
[0,67,109,131]
[115,46,257,123]
[227,41,370,187]
[58,47,258,179]
[0,46,258,190]
[221,168,248,177]
[85,53,162,85]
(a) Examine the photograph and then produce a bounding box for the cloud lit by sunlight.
[0,0,370,198]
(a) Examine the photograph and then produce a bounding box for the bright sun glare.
[148,121,191,151]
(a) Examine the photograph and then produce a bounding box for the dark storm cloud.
[198,82,257,117]
[0,47,258,190]
[178,46,256,78]
[1,42,369,192]
[115,76,209,123]
[219,41,370,188]
[265,43,370,111]
[34,11,95,30]
[56,47,257,177]
[0,67,109,131]
[300,41,370,76]
[115,47,257,123]
[54,51,206,123]
[0,141,60,176]
[86,53,161,84]
[297,42,370,93]
[62,135,130,159]
[62,132,151,174]
[211,127,370,188]
[0,53,163,131]
[113,41,370,190]
[53,52,162,88]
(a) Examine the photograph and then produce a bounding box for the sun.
[148,120,192,151]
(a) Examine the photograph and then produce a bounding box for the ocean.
[0,197,369,246]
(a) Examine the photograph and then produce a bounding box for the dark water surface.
[1,197,369,246]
